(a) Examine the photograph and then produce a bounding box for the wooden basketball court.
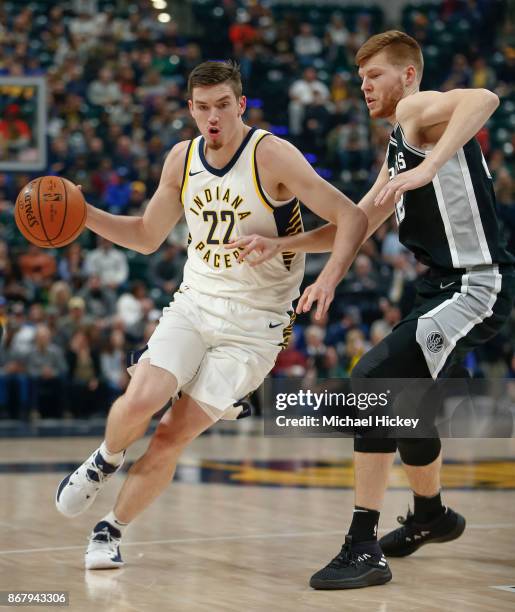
[1,433,514,611]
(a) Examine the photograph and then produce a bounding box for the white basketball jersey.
[179,127,305,313]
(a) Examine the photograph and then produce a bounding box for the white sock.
[102,510,128,536]
[99,441,125,467]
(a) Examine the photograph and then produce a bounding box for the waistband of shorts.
[426,263,515,278]
[178,284,294,317]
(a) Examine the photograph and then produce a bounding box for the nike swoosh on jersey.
[440,281,455,289]
[189,169,204,177]
[269,322,282,328]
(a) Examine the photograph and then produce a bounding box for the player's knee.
[122,386,170,416]
[152,421,197,454]
[397,437,441,466]
[354,437,397,453]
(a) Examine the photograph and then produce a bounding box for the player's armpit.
[140,141,188,254]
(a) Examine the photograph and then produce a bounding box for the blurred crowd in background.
[0,0,514,420]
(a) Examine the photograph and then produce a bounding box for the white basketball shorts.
[129,286,290,420]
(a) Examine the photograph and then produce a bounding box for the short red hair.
[356,30,424,81]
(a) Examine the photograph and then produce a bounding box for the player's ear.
[238,95,247,117]
[404,65,417,88]
[188,98,194,116]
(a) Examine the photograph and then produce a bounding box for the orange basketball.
[15,176,87,248]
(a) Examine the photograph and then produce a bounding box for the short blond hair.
[356,30,423,80]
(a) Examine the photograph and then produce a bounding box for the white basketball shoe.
[85,521,124,570]
[55,448,125,517]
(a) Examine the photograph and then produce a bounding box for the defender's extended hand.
[374,162,436,207]
[296,277,336,320]
[226,234,282,266]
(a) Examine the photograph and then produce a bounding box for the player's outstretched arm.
[375,88,499,206]
[85,141,188,254]
[228,161,392,265]
[227,224,337,266]
[256,136,367,318]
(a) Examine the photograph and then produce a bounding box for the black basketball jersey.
[386,123,515,270]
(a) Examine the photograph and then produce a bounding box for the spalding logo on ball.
[15,176,86,248]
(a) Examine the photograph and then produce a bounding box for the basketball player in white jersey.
[54,61,367,569]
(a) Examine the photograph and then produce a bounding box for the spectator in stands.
[333,115,370,171]
[369,319,391,347]
[48,281,72,318]
[100,328,128,405]
[149,242,185,296]
[330,73,350,105]
[57,242,87,284]
[442,53,472,90]
[289,67,330,136]
[294,23,323,65]
[66,328,104,418]
[116,280,147,338]
[0,313,31,419]
[325,13,350,51]
[27,324,67,418]
[84,237,129,290]
[229,10,257,54]
[305,325,328,367]
[79,274,117,328]
[325,305,363,348]
[303,91,333,156]
[272,334,308,377]
[471,57,497,89]
[104,168,132,215]
[87,67,122,107]
[9,303,37,357]
[18,245,57,284]
[246,107,272,131]
[55,296,90,348]
[318,345,346,378]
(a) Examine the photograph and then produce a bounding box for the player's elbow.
[140,241,160,255]
[479,89,499,111]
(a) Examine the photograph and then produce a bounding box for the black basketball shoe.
[310,535,392,590]
[379,506,466,558]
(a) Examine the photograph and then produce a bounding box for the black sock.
[413,491,444,523]
[348,506,380,543]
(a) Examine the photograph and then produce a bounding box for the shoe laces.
[397,507,415,526]
[393,507,417,543]
[89,527,120,554]
[85,454,112,486]
[327,536,360,569]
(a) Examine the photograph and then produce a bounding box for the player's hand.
[374,161,437,206]
[226,234,282,266]
[296,277,336,320]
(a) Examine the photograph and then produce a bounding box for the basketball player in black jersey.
[230,30,515,589]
